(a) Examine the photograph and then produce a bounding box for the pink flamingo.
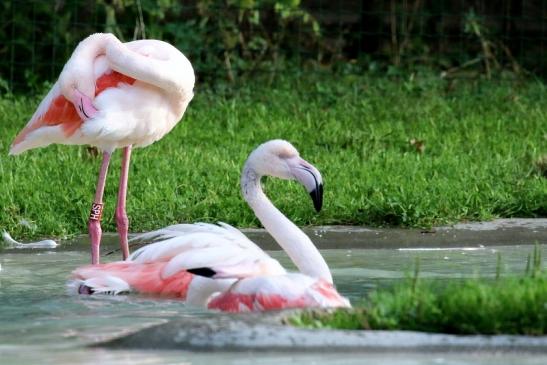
[70,140,350,312]
[9,33,195,264]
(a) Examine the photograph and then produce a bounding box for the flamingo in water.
[9,33,195,264]
[70,140,350,312]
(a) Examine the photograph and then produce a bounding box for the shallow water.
[0,240,545,364]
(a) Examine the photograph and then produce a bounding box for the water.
[0,238,545,364]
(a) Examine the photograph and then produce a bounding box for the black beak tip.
[309,183,323,212]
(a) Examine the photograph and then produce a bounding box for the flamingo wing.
[164,246,285,279]
[129,222,266,264]
[129,222,285,280]
[10,71,135,155]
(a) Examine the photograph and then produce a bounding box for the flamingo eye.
[277,151,292,159]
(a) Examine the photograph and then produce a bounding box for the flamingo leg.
[89,151,112,264]
[116,145,132,260]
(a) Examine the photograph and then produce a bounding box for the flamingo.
[70,140,350,312]
[9,33,195,264]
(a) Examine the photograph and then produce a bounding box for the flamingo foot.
[72,89,98,120]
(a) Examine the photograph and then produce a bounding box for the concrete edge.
[98,314,547,353]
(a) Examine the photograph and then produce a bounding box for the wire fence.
[1,0,546,92]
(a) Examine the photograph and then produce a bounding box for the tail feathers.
[67,275,131,295]
[8,147,19,156]
[308,280,352,309]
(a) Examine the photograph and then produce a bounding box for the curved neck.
[60,33,116,98]
[63,34,194,112]
[241,166,333,283]
[105,38,195,102]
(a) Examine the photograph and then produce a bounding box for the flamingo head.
[245,139,324,212]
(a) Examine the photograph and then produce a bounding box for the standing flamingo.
[9,33,195,264]
[70,140,350,312]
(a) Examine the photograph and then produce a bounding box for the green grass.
[289,247,546,335]
[1,72,546,238]
[290,276,546,335]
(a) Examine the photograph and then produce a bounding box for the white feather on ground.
[2,231,58,249]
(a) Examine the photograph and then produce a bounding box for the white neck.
[241,166,333,283]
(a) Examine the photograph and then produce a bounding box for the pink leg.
[89,152,112,265]
[116,145,132,260]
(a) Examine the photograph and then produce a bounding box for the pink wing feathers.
[73,261,193,297]
[10,71,135,152]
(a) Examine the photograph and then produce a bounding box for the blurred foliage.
[1,0,546,91]
[0,0,324,89]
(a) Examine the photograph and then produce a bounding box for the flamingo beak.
[309,182,323,212]
[289,157,323,212]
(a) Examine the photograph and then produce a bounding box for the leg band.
[89,202,104,221]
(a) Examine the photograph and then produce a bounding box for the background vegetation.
[1,0,547,91]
